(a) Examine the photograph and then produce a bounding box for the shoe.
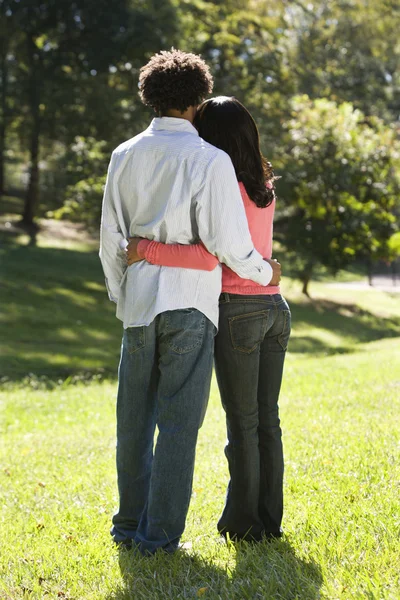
[220,529,283,544]
[220,530,264,543]
[178,541,193,551]
[141,540,193,556]
[114,538,134,550]
[262,530,283,542]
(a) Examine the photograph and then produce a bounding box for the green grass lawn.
[1,229,399,382]
[1,228,400,599]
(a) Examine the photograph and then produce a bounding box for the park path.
[327,276,400,293]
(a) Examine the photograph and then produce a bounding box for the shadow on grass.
[109,548,227,600]
[288,297,400,355]
[233,539,322,599]
[1,239,122,382]
[1,239,399,381]
[107,539,322,600]
[0,191,25,216]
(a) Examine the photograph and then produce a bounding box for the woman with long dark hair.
[126,96,291,542]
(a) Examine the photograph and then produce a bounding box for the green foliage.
[50,137,108,228]
[276,96,400,290]
[2,0,400,281]
[0,0,178,225]
[388,231,400,259]
[282,0,400,120]
[55,176,106,229]
[175,0,291,144]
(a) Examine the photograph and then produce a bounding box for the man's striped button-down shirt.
[99,117,273,329]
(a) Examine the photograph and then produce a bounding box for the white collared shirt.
[99,117,273,329]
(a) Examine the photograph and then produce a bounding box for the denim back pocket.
[229,310,269,354]
[164,308,206,354]
[124,326,146,354]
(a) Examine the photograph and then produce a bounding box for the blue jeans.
[111,309,215,554]
[215,293,291,541]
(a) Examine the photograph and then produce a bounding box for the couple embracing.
[99,49,291,556]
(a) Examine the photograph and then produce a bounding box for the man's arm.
[195,151,275,286]
[99,152,127,303]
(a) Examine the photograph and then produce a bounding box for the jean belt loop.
[224,293,230,303]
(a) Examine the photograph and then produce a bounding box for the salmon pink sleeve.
[137,239,219,272]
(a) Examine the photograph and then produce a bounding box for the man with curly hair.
[100,49,280,555]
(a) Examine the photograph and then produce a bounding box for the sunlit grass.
[1,337,399,599]
[0,236,121,379]
[1,225,400,598]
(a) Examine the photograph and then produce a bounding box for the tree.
[0,1,18,194]
[283,0,400,122]
[49,136,109,229]
[4,0,178,233]
[276,96,400,295]
[7,0,131,229]
[175,0,291,147]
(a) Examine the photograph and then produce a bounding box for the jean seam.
[278,310,291,351]
[222,299,275,305]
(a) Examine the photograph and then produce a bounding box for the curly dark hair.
[194,97,277,208]
[139,49,213,115]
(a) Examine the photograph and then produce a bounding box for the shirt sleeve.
[99,152,127,303]
[137,239,219,271]
[194,151,273,285]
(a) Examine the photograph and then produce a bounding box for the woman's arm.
[126,238,219,272]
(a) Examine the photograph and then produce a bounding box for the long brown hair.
[194,96,276,208]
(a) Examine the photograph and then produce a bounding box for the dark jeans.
[111,309,215,554]
[215,293,291,541]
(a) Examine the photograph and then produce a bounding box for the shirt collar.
[149,117,199,136]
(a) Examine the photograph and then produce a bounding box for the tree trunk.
[0,124,5,196]
[21,35,41,239]
[0,42,8,195]
[301,274,311,297]
[300,262,314,297]
[22,117,40,226]
[391,261,397,287]
[367,256,373,286]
